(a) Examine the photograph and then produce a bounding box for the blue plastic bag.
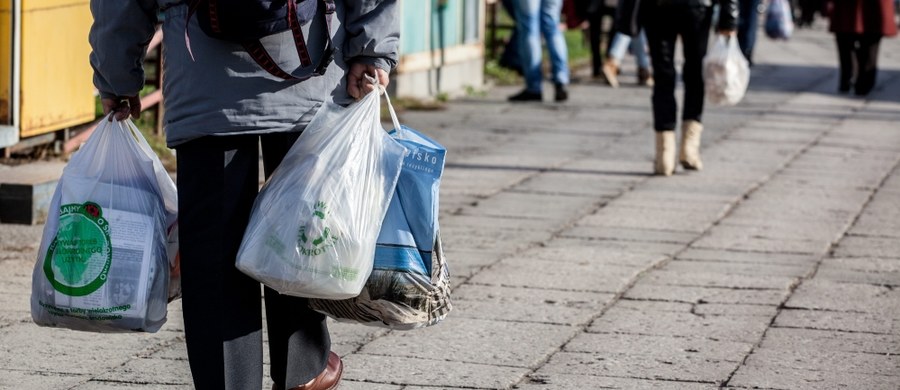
[310,94,451,329]
[765,0,794,40]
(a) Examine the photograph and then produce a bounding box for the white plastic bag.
[237,88,406,299]
[31,119,177,333]
[703,35,750,106]
[765,0,794,40]
[310,92,452,329]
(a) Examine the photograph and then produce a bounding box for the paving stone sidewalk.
[2,22,900,389]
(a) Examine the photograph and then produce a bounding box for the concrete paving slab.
[467,257,641,293]
[774,309,900,335]
[639,268,797,290]
[0,370,91,390]
[460,191,597,221]
[536,350,738,384]
[743,347,900,376]
[760,327,900,355]
[728,364,900,390]
[785,279,900,314]
[691,227,832,255]
[516,373,719,390]
[565,332,752,362]
[676,248,818,266]
[562,225,699,245]
[624,283,790,306]
[578,205,720,234]
[341,354,528,389]
[359,317,577,368]
[661,259,810,278]
[451,284,613,326]
[833,235,900,259]
[587,303,771,343]
[91,357,192,386]
[521,244,667,267]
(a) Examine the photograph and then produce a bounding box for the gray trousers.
[176,132,330,390]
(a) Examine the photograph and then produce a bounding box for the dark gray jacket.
[89,0,399,147]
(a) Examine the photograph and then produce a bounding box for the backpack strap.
[186,0,336,81]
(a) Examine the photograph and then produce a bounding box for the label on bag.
[43,202,112,297]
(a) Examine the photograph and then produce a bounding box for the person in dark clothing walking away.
[620,0,738,176]
[823,0,897,95]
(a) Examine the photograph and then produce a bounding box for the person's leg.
[853,34,882,96]
[644,11,678,131]
[608,33,632,64]
[176,134,264,390]
[737,0,760,64]
[835,32,855,92]
[633,29,653,86]
[633,30,651,70]
[260,132,332,389]
[515,0,543,93]
[680,5,713,125]
[539,0,570,101]
[643,5,679,175]
[679,5,713,170]
[602,32,632,87]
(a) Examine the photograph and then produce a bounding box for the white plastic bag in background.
[703,35,750,106]
[765,0,794,40]
[31,119,177,333]
[237,87,406,299]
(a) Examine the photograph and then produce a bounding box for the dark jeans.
[176,132,330,390]
[835,33,883,95]
[737,0,761,64]
[643,4,713,131]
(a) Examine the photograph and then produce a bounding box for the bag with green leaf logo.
[31,119,178,333]
[237,87,406,299]
[309,92,451,329]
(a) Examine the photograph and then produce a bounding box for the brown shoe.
[274,352,343,390]
[638,67,654,87]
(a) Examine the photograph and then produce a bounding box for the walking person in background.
[619,0,738,176]
[823,0,897,96]
[796,0,822,27]
[508,0,571,102]
[601,29,654,88]
[89,0,398,389]
[737,0,761,65]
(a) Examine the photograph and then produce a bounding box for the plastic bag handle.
[365,74,404,137]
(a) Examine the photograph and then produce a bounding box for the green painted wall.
[400,0,479,55]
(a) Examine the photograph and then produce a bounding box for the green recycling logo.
[297,201,338,257]
[43,202,112,297]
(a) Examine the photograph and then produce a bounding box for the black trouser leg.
[835,33,856,92]
[259,132,331,389]
[854,34,882,96]
[644,9,679,131]
[176,132,330,390]
[680,6,713,124]
[176,134,264,390]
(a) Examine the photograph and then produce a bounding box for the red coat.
[826,0,898,37]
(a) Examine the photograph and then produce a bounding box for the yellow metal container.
[10,0,95,138]
[1,2,12,125]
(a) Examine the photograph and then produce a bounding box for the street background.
[1,19,900,390]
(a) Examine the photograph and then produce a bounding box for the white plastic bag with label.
[237,88,406,299]
[31,119,177,333]
[703,35,750,106]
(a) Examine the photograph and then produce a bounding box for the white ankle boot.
[655,131,676,176]
[680,120,703,170]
